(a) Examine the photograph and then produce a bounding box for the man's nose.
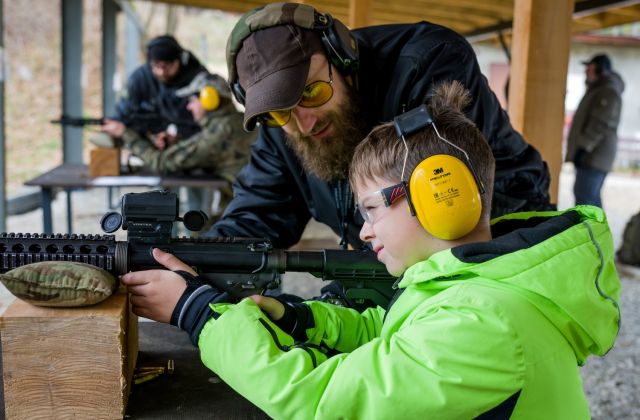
[291,106,318,135]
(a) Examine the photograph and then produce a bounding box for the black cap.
[146,35,183,62]
[582,54,612,73]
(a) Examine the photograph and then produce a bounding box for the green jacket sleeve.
[303,301,385,352]
[199,297,525,419]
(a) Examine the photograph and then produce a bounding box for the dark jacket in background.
[113,51,207,139]
[210,21,553,248]
[566,72,625,172]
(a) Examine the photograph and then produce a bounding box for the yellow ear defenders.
[393,105,485,240]
[199,85,220,111]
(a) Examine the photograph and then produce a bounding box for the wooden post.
[508,0,575,204]
[348,0,372,28]
[0,290,138,419]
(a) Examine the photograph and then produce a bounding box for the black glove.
[170,270,229,346]
[573,148,588,168]
[272,297,315,342]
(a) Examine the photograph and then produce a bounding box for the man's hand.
[121,248,197,323]
[153,131,177,150]
[249,295,285,321]
[101,118,126,138]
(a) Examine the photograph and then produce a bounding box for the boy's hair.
[349,80,495,221]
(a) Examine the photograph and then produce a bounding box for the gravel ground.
[581,266,640,419]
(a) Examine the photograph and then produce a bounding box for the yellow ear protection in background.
[199,85,220,111]
[393,105,485,240]
[175,72,231,112]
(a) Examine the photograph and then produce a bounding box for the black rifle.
[50,116,105,127]
[0,190,395,308]
[50,114,196,137]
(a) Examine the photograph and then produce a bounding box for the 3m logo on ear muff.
[410,154,482,240]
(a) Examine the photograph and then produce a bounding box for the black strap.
[333,180,353,250]
[169,270,205,327]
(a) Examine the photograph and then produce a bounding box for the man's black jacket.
[210,21,553,249]
[113,51,207,138]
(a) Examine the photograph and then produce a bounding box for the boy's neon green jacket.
[199,206,621,419]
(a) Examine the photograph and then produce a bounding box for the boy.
[122,81,621,419]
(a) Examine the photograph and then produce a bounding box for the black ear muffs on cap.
[226,3,359,105]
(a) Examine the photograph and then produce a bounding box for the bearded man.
[205,3,552,253]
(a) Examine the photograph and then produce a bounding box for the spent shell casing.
[134,371,164,385]
[133,368,165,379]
[137,366,166,372]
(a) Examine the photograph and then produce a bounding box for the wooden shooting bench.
[0,290,269,419]
[24,163,229,234]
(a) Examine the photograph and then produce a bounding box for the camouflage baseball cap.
[175,72,231,99]
[226,3,328,130]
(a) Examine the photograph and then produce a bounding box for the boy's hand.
[249,295,285,321]
[121,248,197,323]
[250,296,312,340]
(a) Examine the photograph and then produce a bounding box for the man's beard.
[285,90,369,182]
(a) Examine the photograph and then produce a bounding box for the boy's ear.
[409,154,482,240]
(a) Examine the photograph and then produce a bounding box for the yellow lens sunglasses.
[259,64,334,128]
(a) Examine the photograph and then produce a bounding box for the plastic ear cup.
[200,86,220,111]
[409,154,482,240]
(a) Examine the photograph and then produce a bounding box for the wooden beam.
[373,4,503,29]
[508,0,575,205]
[142,0,640,41]
[370,10,480,32]
[376,2,508,23]
[422,0,515,15]
[349,0,372,28]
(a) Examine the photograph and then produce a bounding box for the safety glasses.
[356,182,409,224]
[258,64,334,128]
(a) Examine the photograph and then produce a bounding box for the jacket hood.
[399,206,621,364]
[591,71,625,95]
